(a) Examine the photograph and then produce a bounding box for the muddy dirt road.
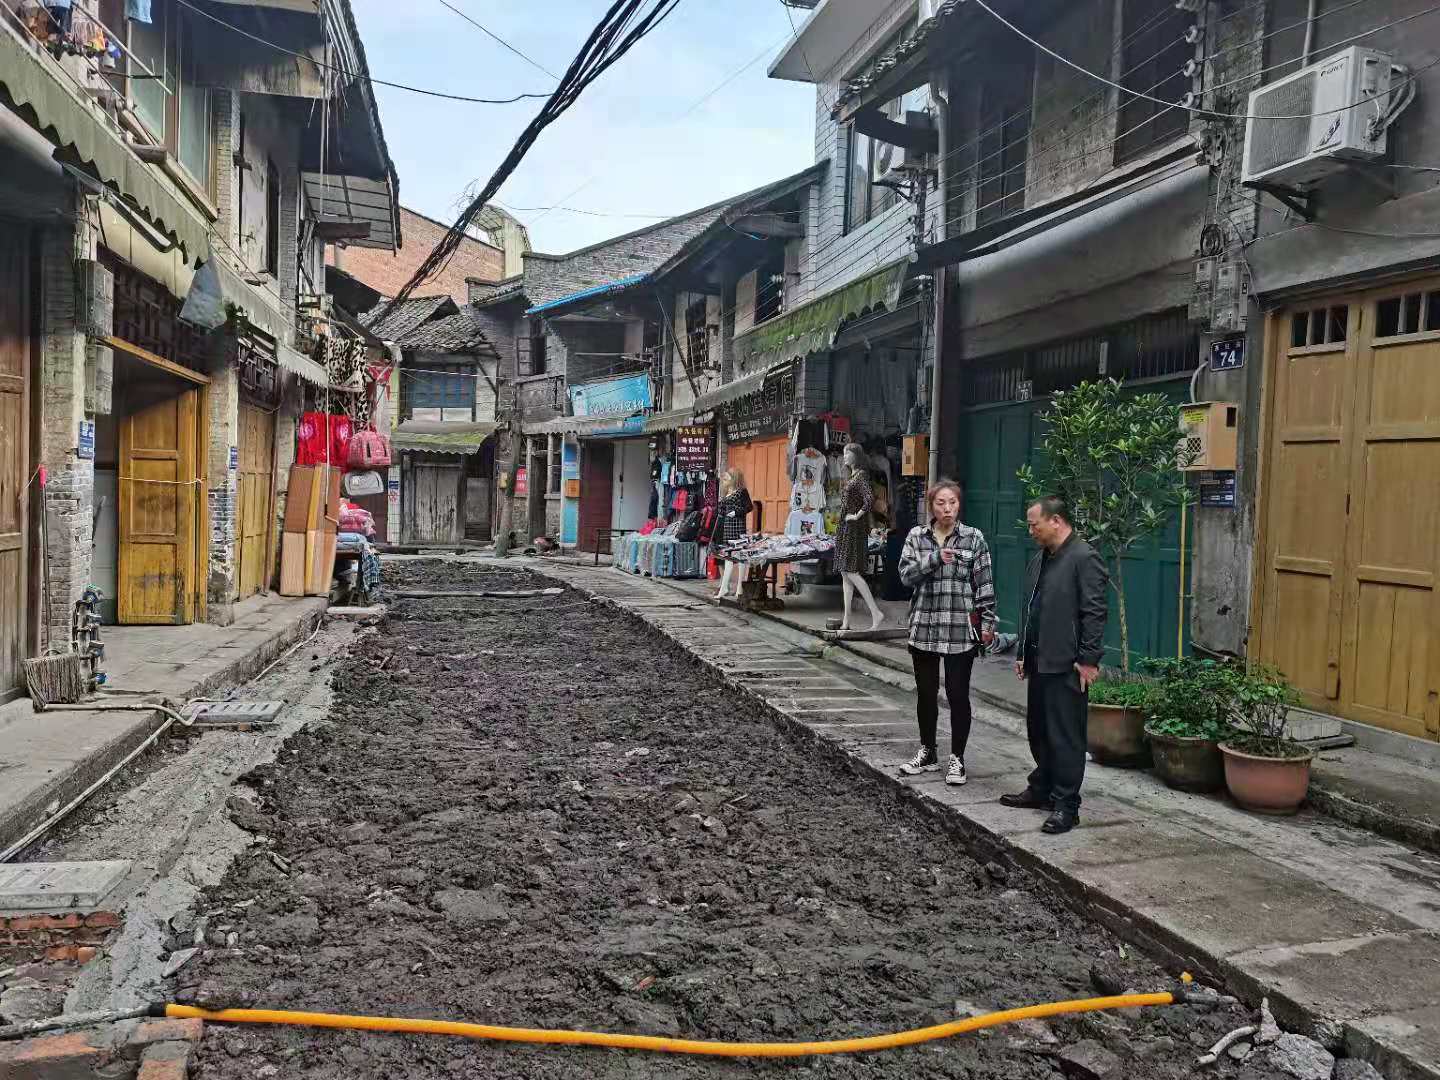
[188,561,1275,1080]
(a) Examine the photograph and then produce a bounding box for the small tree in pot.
[1087,677,1152,766]
[1018,379,1193,672]
[1219,666,1309,815]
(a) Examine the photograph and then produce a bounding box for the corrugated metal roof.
[392,420,497,455]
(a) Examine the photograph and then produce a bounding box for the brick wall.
[0,909,119,965]
[39,220,95,645]
[334,208,504,304]
[205,365,239,623]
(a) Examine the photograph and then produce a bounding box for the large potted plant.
[1140,657,1240,793]
[1087,677,1151,766]
[1018,379,1193,672]
[1219,666,1310,815]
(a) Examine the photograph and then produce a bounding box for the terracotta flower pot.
[1145,724,1224,793]
[1087,704,1150,767]
[1219,742,1314,815]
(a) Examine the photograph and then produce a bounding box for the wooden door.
[1258,284,1440,740]
[578,441,614,552]
[235,402,276,599]
[118,383,199,624]
[1258,301,1356,708]
[725,435,789,534]
[405,458,463,543]
[0,228,29,702]
[1338,287,1440,739]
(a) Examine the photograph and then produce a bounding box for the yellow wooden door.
[0,227,29,702]
[1258,300,1355,708]
[118,383,198,624]
[236,403,276,599]
[1260,282,1440,740]
[1337,286,1440,739]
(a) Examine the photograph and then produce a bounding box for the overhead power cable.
[431,0,561,81]
[173,0,551,104]
[386,0,685,313]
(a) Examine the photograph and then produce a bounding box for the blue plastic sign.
[77,421,95,460]
[229,445,238,470]
[1211,338,1245,371]
[569,372,652,419]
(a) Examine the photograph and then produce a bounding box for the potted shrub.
[1219,666,1310,815]
[1140,657,1241,793]
[1087,678,1151,767]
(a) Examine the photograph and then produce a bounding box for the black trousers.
[909,647,976,758]
[1025,668,1089,813]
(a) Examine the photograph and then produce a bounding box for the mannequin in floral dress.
[836,443,885,631]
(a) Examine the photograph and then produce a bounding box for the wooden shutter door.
[0,228,29,701]
[236,402,276,599]
[1257,302,1356,705]
[1338,286,1440,739]
[118,385,198,624]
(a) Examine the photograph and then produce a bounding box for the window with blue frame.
[405,364,476,419]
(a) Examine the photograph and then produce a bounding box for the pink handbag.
[348,428,391,469]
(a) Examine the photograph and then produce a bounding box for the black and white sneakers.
[945,755,967,786]
[899,745,940,775]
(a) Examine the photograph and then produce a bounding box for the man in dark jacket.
[1001,495,1109,834]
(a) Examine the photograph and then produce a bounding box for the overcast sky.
[349,0,818,257]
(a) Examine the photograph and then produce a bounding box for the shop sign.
[77,420,95,460]
[515,466,529,497]
[676,425,713,470]
[570,372,652,419]
[562,440,580,481]
[721,369,796,443]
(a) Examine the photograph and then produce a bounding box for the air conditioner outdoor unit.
[1241,46,1393,188]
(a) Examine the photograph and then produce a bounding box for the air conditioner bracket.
[1244,180,1315,222]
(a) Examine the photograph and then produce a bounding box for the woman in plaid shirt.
[897,480,998,786]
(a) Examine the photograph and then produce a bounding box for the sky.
[348,0,819,256]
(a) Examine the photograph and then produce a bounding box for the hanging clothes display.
[790,447,828,512]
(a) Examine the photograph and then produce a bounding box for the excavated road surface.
[189,561,1280,1080]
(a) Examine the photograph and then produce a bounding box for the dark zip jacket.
[1020,533,1109,674]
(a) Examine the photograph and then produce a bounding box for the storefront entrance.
[0,225,31,701]
[235,401,276,599]
[611,437,650,532]
[578,441,614,553]
[1256,279,1440,740]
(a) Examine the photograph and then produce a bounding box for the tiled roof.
[832,0,961,114]
[361,295,454,340]
[471,276,526,307]
[398,306,498,355]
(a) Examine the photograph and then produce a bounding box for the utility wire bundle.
[385,0,683,315]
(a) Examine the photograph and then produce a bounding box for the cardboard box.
[902,434,929,476]
[279,532,308,597]
[284,465,323,532]
[307,529,337,596]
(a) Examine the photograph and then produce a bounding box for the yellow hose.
[167,990,1178,1057]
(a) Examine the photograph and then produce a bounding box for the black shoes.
[999,789,1051,810]
[1041,810,1080,834]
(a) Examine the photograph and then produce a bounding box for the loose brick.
[74,946,98,964]
[0,1029,114,1080]
[44,943,78,962]
[85,911,122,929]
[123,1019,203,1059]
[137,1040,192,1080]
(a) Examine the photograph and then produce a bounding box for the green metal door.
[960,379,1193,668]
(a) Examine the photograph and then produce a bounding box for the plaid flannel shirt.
[899,522,997,654]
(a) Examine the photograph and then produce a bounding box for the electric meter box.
[1179,402,1238,472]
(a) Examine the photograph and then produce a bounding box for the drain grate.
[186,700,285,724]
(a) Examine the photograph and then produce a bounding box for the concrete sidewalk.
[0,594,327,857]
[539,559,1440,1080]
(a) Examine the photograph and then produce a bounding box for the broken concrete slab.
[0,861,129,911]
